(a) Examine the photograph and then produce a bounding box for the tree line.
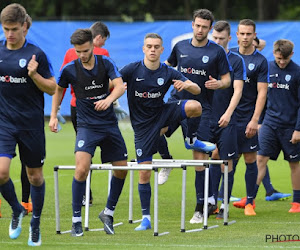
[1,0,300,21]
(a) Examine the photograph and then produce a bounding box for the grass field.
[0,120,300,249]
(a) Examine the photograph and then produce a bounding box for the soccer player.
[49,28,128,236]
[231,19,269,216]
[253,39,300,213]
[120,32,214,231]
[0,3,56,246]
[209,20,245,219]
[60,21,111,206]
[162,9,231,224]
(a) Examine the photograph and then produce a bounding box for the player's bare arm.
[27,55,56,95]
[219,79,243,127]
[49,85,65,133]
[173,79,200,95]
[245,81,267,138]
[205,72,231,90]
[94,77,125,111]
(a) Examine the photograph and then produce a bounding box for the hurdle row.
[53,159,236,236]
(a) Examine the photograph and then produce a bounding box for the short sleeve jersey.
[168,39,231,116]
[58,55,120,128]
[264,60,300,130]
[0,39,54,130]
[120,61,187,128]
[231,47,269,123]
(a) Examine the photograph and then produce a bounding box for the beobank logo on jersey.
[135,90,162,99]
[180,66,206,76]
[0,75,27,84]
[268,82,290,90]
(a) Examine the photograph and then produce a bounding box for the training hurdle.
[54,160,235,236]
[128,159,236,233]
[54,163,183,236]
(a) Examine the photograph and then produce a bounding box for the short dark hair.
[238,19,256,32]
[253,36,260,45]
[90,21,110,39]
[0,3,27,25]
[214,20,231,35]
[273,39,294,59]
[70,28,93,46]
[193,9,214,27]
[25,14,32,30]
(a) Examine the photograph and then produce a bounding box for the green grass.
[1,120,300,249]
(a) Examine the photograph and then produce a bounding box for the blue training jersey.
[168,39,231,116]
[231,47,269,123]
[263,60,300,130]
[58,55,120,128]
[120,60,187,128]
[0,39,54,130]
[211,51,246,124]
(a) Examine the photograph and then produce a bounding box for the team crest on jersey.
[78,140,85,148]
[19,59,27,68]
[285,74,291,82]
[202,56,209,63]
[248,63,255,71]
[157,78,164,86]
[136,149,142,157]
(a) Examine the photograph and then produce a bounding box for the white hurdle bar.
[128,159,234,233]
[54,163,183,236]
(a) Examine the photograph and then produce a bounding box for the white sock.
[208,196,215,205]
[186,136,197,145]
[72,216,82,223]
[104,207,114,217]
[142,215,151,221]
[220,203,229,211]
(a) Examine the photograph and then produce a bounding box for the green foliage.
[2,0,300,21]
[0,121,299,249]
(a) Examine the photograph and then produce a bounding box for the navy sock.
[21,163,31,202]
[106,176,125,211]
[245,162,258,205]
[293,190,300,203]
[222,170,234,204]
[30,181,45,228]
[138,183,151,215]
[209,164,221,204]
[186,117,201,140]
[157,136,172,159]
[72,177,86,218]
[0,178,23,215]
[195,170,205,204]
[262,166,274,195]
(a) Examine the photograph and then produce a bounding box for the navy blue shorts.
[0,126,45,168]
[134,101,185,162]
[210,123,238,160]
[236,124,259,154]
[75,125,128,163]
[258,124,300,161]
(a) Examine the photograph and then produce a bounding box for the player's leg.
[0,156,26,239]
[21,162,32,214]
[289,161,300,213]
[98,128,128,234]
[157,135,173,185]
[243,151,258,216]
[71,151,92,237]
[183,100,216,152]
[0,129,26,239]
[19,129,46,246]
[26,166,44,246]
